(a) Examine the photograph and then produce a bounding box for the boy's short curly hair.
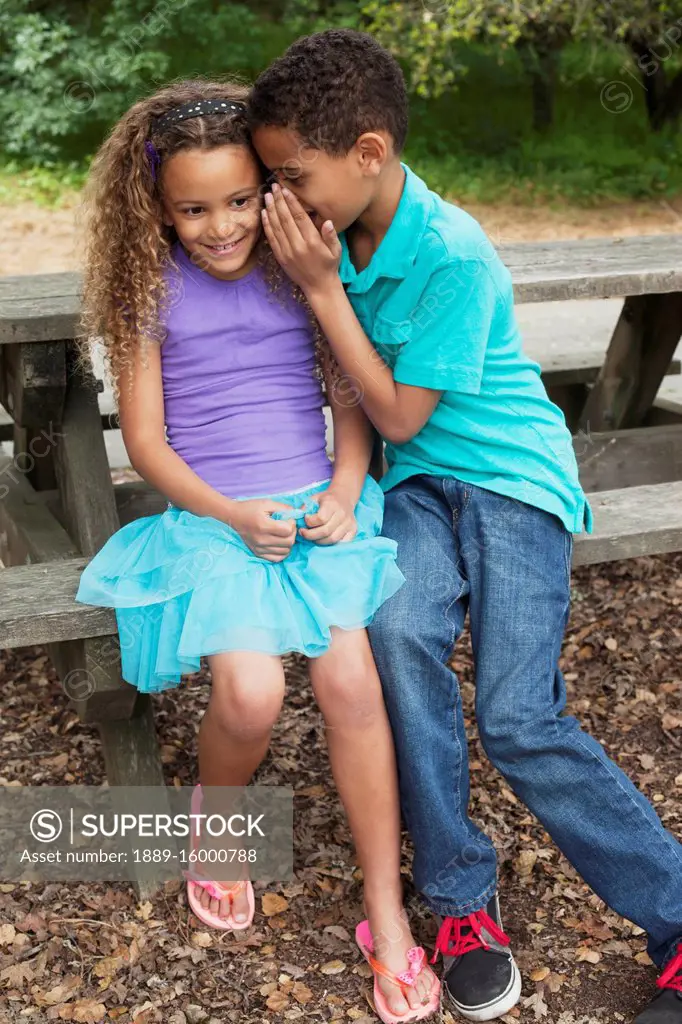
[248,28,408,155]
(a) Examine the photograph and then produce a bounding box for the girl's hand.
[261,183,342,296]
[298,490,357,545]
[228,499,299,562]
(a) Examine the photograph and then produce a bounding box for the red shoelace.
[431,908,511,965]
[658,942,682,993]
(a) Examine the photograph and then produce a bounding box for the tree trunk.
[659,68,682,127]
[629,38,670,130]
[518,42,559,133]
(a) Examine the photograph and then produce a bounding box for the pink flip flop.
[182,783,255,931]
[355,920,441,1024]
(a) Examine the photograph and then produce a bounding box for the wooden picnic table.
[1,233,682,887]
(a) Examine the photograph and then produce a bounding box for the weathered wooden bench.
[1,235,682,875]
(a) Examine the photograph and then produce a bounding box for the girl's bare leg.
[195,651,285,923]
[309,627,438,1017]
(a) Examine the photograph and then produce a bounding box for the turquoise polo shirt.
[339,163,592,535]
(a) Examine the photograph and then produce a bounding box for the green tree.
[348,0,682,132]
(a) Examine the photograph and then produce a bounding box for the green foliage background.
[2,0,682,205]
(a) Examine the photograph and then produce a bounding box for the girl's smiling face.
[161,144,264,281]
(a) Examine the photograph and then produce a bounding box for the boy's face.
[251,126,376,233]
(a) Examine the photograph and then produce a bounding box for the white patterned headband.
[145,97,248,181]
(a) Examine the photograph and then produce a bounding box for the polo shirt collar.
[339,162,432,292]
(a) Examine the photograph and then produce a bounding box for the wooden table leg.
[578,292,682,432]
[52,343,165,785]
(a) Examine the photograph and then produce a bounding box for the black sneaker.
[433,894,521,1022]
[635,943,682,1023]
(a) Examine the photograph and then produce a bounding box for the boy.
[249,28,682,1024]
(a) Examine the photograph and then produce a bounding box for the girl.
[75,80,440,1024]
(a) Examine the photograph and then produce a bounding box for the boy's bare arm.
[310,281,442,445]
[262,185,443,445]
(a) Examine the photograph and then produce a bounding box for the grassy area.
[2,41,682,209]
[0,160,87,207]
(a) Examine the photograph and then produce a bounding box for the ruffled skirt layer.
[75,475,404,693]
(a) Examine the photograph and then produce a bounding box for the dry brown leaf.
[266,989,290,1012]
[280,962,307,980]
[134,901,154,921]
[190,932,213,948]
[575,947,602,963]
[38,977,81,1005]
[635,951,653,965]
[0,924,15,945]
[16,912,47,933]
[581,914,614,941]
[292,981,313,1004]
[1,962,33,987]
[92,955,126,980]
[530,967,551,982]
[320,960,347,975]
[514,850,538,877]
[355,963,373,979]
[662,712,682,730]
[522,989,549,1018]
[262,893,290,916]
[639,754,655,770]
[72,1000,107,1023]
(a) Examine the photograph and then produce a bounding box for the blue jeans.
[367,474,682,969]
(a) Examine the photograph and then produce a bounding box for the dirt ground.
[1,197,681,1024]
[3,193,682,275]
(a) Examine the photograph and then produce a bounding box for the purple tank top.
[159,242,332,499]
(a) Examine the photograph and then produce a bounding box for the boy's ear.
[354,131,390,177]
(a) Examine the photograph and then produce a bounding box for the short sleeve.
[392,259,497,394]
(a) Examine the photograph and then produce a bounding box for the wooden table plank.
[4,480,681,645]
[573,480,682,565]
[0,296,84,345]
[0,557,116,647]
[499,234,682,303]
[2,235,681,344]
[0,272,80,302]
[574,423,682,492]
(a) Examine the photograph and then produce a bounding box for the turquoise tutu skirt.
[75,475,405,694]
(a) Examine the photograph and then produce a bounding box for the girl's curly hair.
[77,77,338,406]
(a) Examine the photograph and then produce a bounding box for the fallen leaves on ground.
[0,553,680,1022]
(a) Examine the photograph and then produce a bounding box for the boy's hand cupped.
[261,183,341,296]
